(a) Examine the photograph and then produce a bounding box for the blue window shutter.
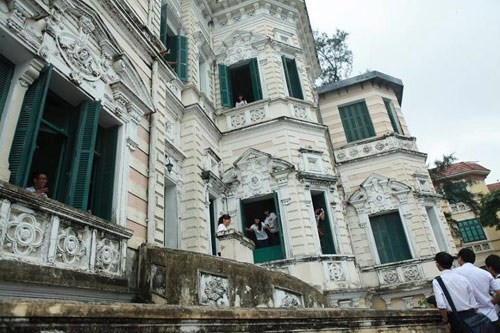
[339,101,375,142]
[160,3,168,48]
[67,100,101,211]
[177,35,188,81]
[218,64,232,107]
[0,55,14,119]
[249,58,263,101]
[9,65,53,187]
[370,212,412,264]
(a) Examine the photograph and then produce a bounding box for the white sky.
[307,0,500,183]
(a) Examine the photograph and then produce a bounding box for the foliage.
[430,154,500,230]
[314,29,353,87]
[479,190,500,230]
[429,154,480,214]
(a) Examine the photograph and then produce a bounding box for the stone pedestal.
[217,229,255,263]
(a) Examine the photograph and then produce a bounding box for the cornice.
[183,103,223,140]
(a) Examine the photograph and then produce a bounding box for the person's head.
[254,217,262,230]
[485,254,500,277]
[315,208,322,214]
[434,252,454,271]
[456,248,475,266]
[218,214,231,227]
[238,94,244,101]
[426,295,437,308]
[31,172,48,190]
[264,210,270,217]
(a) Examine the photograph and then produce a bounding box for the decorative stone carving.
[381,269,400,284]
[250,108,265,122]
[335,136,419,163]
[199,273,229,306]
[55,225,87,266]
[95,236,121,274]
[294,106,308,120]
[230,113,246,127]
[327,262,346,282]
[402,265,421,282]
[151,264,167,295]
[274,288,303,308]
[3,212,44,257]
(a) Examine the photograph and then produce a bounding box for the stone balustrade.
[217,228,255,263]
[0,181,132,277]
[334,135,421,164]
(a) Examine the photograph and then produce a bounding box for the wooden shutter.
[160,3,168,48]
[249,58,263,101]
[91,126,118,220]
[67,100,101,211]
[339,101,375,142]
[177,35,188,81]
[370,212,412,264]
[218,64,232,107]
[282,56,303,100]
[0,55,14,119]
[9,65,52,187]
[383,99,402,134]
[272,191,285,258]
[319,193,336,255]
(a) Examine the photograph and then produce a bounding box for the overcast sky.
[307,0,500,183]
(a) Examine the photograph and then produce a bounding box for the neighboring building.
[0,0,457,310]
[430,162,500,266]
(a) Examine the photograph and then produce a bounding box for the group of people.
[245,210,279,248]
[432,248,500,332]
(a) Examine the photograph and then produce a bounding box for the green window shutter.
[160,3,168,48]
[177,35,188,81]
[457,219,487,243]
[0,55,14,119]
[218,64,232,107]
[339,101,375,142]
[249,58,263,101]
[370,212,412,264]
[281,56,303,100]
[384,99,402,134]
[91,126,118,220]
[67,100,101,211]
[9,65,52,187]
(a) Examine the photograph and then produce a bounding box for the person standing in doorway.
[26,172,49,198]
[246,217,270,248]
[264,210,279,245]
[216,214,231,256]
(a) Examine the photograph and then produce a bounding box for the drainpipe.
[147,59,160,244]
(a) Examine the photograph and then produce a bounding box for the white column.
[0,59,44,181]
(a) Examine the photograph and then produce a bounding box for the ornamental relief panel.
[55,223,90,269]
[327,262,346,282]
[334,136,418,163]
[199,273,229,306]
[376,264,424,286]
[274,288,303,308]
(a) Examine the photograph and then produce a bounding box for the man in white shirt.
[432,251,478,332]
[485,254,500,330]
[455,248,500,327]
[26,172,49,198]
[264,210,279,245]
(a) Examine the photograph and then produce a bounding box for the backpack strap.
[436,276,459,314]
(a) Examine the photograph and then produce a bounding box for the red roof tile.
[430,162,490,180]
[488,182,500,192]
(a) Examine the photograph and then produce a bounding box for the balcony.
[0,181,132,277]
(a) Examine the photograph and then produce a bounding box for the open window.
[370,211,412,264]
[160,2,188,81]
[282,56,303,100]
[0,54,14,119]
[240,193,284,263]
[311,191,336,254]
[218,58,263,108]
[8,66,119,221]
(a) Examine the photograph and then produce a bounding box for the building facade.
[0,0,458,309]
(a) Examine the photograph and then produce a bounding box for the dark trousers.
[448,309,476,333]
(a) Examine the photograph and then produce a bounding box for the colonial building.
[0,0,457,311]
[430,162,500,266]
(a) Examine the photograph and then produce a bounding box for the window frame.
[338,100,376,143]
[281,56,303,100]
[383,98,403,135]
[457,218,487,243]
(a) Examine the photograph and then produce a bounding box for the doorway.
[311,191,336,254]
[240,192,284,263]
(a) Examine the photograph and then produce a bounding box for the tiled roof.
[430,162,490,180]
[487,182,500,192]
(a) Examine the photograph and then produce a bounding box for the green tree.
[314,29,353,87]
[430,154,500,230]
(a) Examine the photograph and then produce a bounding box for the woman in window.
[245,217,270,248]
[235,94,247,108]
